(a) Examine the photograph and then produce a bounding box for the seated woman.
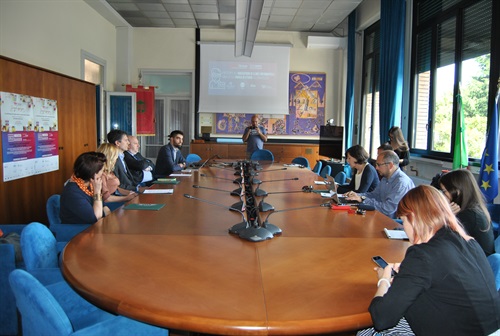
[361,185,500,336]
[439,169,495,256]
[337,145,379,194]
[97,143,137,210]
[60,152,111,224]
[388,126,410,169]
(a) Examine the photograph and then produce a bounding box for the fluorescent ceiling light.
[235,0,264,57]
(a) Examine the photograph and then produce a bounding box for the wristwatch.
[360,196,366,202]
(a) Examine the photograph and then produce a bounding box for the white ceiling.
[87,0,363,35]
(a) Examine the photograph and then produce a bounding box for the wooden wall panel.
[0,56,96,224]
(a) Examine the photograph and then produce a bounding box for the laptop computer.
[325,174,360,206]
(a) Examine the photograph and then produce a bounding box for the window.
[360,22,381,159]
[410,0,493,161]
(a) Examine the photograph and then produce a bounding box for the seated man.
[344,150,415,218]
[124,135,154,185]
[155,130,186,178]
[107,129,140,192]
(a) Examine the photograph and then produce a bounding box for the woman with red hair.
[360,185,500,335]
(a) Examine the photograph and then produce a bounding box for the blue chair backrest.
[312,161,322,174]
[251,149,274,162]
[21,222,58,271]
[291,157,310,168]
[46,194,61,226]
[335,171,347,184]
[9,269,73,336]
[186,153,202,164]
[487,253,500,291]
[320,165,331,178]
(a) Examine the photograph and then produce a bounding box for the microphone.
[192,185,244,211]
[258,186,314,212]
[199,154,221,169]
[261,202,331,234]
[183,194,248,234]
[253,177,299,197]
[200,173,243,195]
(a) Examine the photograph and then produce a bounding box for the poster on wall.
[214,72,325,136]
[1,92,59,182]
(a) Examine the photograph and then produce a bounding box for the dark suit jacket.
[155,143,185,178]
[113,155,138,191]
[124,151,155,185]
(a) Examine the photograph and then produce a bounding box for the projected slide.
[208,61,276,96]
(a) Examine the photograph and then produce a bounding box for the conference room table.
[61,162,411,335]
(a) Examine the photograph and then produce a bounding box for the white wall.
[0,0,117,91]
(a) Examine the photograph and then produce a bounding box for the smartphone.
[372,256,397,276]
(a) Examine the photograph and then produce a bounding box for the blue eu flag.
[479,91,499,203]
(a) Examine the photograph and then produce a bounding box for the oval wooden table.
[62,164,410,335]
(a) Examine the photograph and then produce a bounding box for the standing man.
[344,150,415,218]
[124,135,154,185]
[107,129,140,192]
[242,115,268,159]
[155,130,186,178]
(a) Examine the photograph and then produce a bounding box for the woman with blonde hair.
[387,126,409,169]
[360,185,500,335]
[97,143,137,206]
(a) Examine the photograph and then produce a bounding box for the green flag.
[452,89,468,169]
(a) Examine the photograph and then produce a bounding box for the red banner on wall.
[125,85,155,136]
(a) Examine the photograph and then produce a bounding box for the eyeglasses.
[375,162,390,167]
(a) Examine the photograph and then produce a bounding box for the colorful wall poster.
[214,72,325,136]
[1,92,59,182]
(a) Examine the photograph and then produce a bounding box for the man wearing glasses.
[344,150,414,218]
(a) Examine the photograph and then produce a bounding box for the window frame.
[408,0,498,163]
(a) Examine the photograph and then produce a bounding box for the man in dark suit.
[124,135,154,185]
[155,130,186,178]
[107,129,139,192]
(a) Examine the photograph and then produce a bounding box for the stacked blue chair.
[47,194,90,241]
[487,254,500,291]
[312,161,322,175]
[291,156,310,168]
[251,149,274,162]
[320,165,332,179]
[0,224,26,336]
[10,269,169,336]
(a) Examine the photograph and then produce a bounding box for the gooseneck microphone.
[192,185,245,211]
[199,173,243,195]
[253,177,299,197]
[183,194,248,234]
[262,202,331,231]
[258,186,314,212]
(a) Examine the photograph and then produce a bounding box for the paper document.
[170,174,192,177]
[143,189,174,194]
[315,181,326,185]
[384,228,409,240]
[181,169,192,173]
[124,203,165,211]
[320,190,335,198]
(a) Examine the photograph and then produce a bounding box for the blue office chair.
[486,203,500,238]
[312,161,322,175]
[319,165,332,179]
[487,253,500,291]
[9,269,169,336]
[251,149,274,162]
[291,156,310,168]
[495,235,500,254]
[186,153,202,165]
[47,195,90,241]
[334,171,347,184]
